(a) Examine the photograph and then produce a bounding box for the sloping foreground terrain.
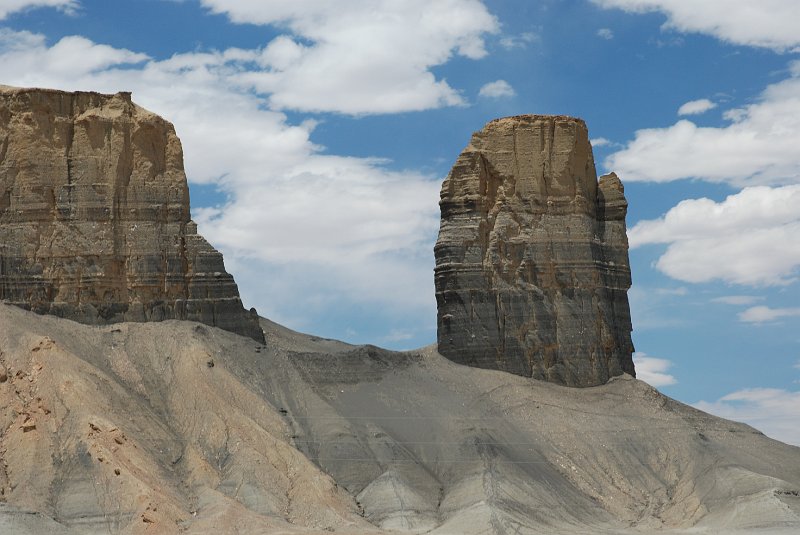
[0,303,798,534]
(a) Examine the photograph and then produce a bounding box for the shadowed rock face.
[0,86,264,343]
[434,115,634,387]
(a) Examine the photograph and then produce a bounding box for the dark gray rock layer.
[434,115,634,387]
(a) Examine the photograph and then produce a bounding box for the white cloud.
[677,98,716,116]
[694,388,800,446]
[606,63,800,186]
[197,0,499,114]
[590,137,615,148]
[633,352,677,387]
[0,30,148,77]
[596,28,614,40]
[0,0,77,19]
[478,79,515,98]
[499,31,538,50]
[629,185,800,286]
[193,159,440,268]
[0,29,442,339]
[591,0,800,51]
[711,295,763,306]
[739,306,800,324]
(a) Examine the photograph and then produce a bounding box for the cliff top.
[484,114,588,128]
[0,83,129,99]
[0,84,164,122]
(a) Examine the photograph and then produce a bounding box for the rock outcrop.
[434,115,634,387]
[0,86,264,342]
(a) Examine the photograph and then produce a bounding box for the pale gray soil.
[0,303,798,534]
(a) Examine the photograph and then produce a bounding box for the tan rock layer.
[0,86,263,342]
[434,115,634,387]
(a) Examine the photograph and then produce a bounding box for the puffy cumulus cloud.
[629,185,800,286]
[478,79,515,99]
[198,0,499,114]
[606,64,800,186]
[633,353,677,387]
[194,160,438,263]
[0,0,77,19]
[677,98,716,116]
[591,0,800,51]
[738,306,800,324]
[0,30,148,78]
[0,29,442,343]
[694,388,800,446]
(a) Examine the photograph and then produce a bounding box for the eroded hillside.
[1,304,798,534]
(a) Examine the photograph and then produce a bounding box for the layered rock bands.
[0,86,264,343]
[434,115,635,387]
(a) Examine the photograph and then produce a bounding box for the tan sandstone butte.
[434,115,635,387]
[0,85,264,342]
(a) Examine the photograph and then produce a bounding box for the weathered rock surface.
[434,115,634,387]
[0,86,263,342]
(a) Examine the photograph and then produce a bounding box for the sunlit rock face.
[434,115,634,387]
[0,86,264,343]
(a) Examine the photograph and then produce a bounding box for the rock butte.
[435,115,635,387]
[0,86,264,343]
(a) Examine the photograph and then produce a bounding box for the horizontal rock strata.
[0,86,264,342]
[434,115,634,387]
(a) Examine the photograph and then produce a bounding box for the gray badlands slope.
[1,303,799,534]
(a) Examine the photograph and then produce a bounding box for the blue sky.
[1,0,799,445]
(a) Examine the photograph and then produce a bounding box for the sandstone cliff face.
[0,86,264,342]
[434,115,634,387]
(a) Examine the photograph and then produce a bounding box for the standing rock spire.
[434,115,634,387]
[0,86,264,343]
